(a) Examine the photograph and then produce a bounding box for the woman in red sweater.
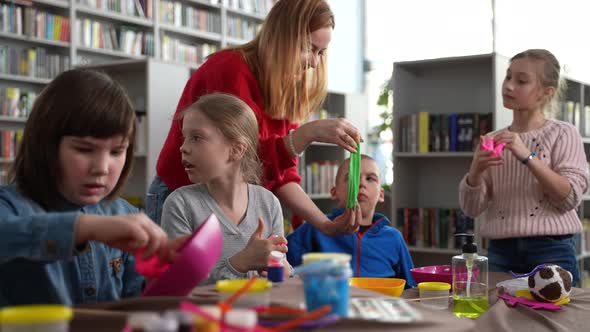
[148,0,362,236]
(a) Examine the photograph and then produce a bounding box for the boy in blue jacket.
[287,155,416,287]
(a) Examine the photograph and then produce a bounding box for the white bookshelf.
[0,31,70,48]
[0,74,52,85]
[0,0,271,74]
[75,5,154,27]
[33,0,70,8]
[159,24,222,42]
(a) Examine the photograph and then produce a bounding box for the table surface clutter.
[70,273,590,332]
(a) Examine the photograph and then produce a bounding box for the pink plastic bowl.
[142,214,223,296]
[410,265,453,285]
[411,265,478,286]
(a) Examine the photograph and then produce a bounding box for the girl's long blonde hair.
[235,0,334,122]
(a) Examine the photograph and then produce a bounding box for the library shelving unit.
[0,0,270,186]
[391,52,590,287]
[73,59,189,208]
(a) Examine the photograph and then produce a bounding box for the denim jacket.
[0,184,144,307]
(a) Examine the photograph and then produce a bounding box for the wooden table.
[72,273,590,332]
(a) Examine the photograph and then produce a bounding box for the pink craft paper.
[134,247,171,279]
[498,294,561,311]
[481,137,506,157]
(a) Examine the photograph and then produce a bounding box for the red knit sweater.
[156,50,301,192]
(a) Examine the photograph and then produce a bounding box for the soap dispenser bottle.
[452,233,489,319]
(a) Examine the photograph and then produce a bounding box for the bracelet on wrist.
[288,129,304,157]
[521,151,536,165]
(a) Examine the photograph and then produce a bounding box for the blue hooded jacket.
[287,208,416,287]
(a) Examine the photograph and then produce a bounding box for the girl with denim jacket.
[0,69,182,306]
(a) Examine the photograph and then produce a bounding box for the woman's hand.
[296,119,362,153]
[75,213,170,258]
[494,131,531,161]
[315,207,361,236]
[467,139,503,186]
[229,218,287,273]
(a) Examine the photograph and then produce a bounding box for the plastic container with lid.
[0,305,73,332]
[194,305,220,332]
[418,282,451,310]
[295,253,352,317]
[126,312,161,332]
[267,250,285,283]
[216,279,272,308]
[224,309,257,332]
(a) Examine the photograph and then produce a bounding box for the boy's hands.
[317,207,361,236]
[229,218,288,273]
[75,213,183,261]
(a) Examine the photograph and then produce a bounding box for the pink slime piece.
[481,137,506,157]
[134,247,171,279]
[498,294,561,311]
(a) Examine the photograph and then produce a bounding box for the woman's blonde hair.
[235,0,334,122]
[182,93,262,184]
[511,49,566,116]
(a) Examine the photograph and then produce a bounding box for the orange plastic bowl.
[349,277,406,297]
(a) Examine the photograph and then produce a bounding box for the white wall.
[327,0,364,94]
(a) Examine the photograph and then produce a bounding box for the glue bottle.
[452,233,489,319]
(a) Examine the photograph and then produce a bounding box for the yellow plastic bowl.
[349,277,406,297]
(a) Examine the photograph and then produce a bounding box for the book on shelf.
[77,0,153,19]
[226,15,260,40]
[76,18,154,56]
[397,112,493,153]
[0,3,71,42]
[397,207,475,250]
[225,0,274,15]
[0,129,23,160]
[0,87,36,118]
[160,34,217,66]
[302,160,338,196]
[0,164,8,185]
[159,1,221,34]
[0,45,69,79]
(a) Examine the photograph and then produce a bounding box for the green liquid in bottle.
[452,296,489,319]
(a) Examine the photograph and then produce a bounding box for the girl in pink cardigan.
[459,49,589,286]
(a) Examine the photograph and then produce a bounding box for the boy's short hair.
[11,69,136,210]
[335,154,377,184]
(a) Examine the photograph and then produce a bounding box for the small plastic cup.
[296,254,352,317]
[418,282,451,310]
[216,279,272,308]
[0,305,73,332]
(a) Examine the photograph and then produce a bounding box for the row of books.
[552,101,590,137]
[160,35,217,66]
[78,0,153,19]
[160,1,221,33]
[0,164,8,185]
[1,4,71,42]
[0,87,36,118]
[398,112,492,153]
[396,207,476,250]
[225,0,274,15]
[76,18,155,56]
[0,46,70,79]
[226,15,260,40]
[0,129,22,160]
[301,160,339,196]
